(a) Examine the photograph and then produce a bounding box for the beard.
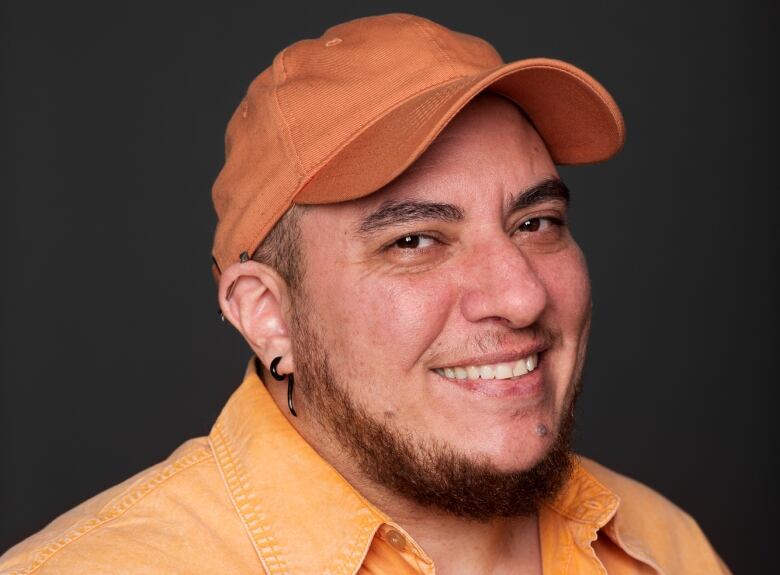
[288,297,579,522]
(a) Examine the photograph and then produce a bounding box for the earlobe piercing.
[270,356,298,417]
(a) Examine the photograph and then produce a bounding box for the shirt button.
[386,529,406,551]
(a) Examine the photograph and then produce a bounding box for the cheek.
[308,263,456,373]
[538,245,591,330]
[364,275,457,369]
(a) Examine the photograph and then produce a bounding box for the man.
[0,13,729,575]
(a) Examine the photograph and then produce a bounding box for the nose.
[458,236,548,329]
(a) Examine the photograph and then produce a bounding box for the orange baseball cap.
[211,13,624,278]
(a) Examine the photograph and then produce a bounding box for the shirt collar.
[209,359,390,574]
[209,358,627,574]
[546,458,620,527]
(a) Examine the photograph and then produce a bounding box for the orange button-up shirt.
[0,360,730,574]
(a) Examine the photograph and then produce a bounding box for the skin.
[220,94,592,574]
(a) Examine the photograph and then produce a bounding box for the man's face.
[289,94,591,509]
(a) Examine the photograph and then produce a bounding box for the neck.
[340,460,545,575]
[365,480,542,575]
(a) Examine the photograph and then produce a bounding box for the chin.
[491,446,554,475]
[470,412,569,473]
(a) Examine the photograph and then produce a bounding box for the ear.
[218,260,295,375]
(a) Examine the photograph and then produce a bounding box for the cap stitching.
[536,64,624,141]
[274,48,306,179]
[239,74,468,262]
[298,75,467,182]
[490,62,624,157]
[297,59,622,195]
[234,59,623,266]
[408,17,458,75]
[219,48,304,267]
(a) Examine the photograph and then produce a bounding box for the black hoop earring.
[270,356,297,417]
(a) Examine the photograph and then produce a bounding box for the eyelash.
[515,215,565,234]
[386,216,565,251]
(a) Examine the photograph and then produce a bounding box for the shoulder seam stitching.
[209,421,287,574]
[2,447,213,575]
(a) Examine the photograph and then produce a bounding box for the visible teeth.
[435,353,540,381]
[495,364,513,379]
[479,365,495,379]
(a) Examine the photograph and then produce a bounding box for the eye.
[393,234,436,249]
[517,216,560,233]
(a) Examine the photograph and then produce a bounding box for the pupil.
[399,235,419,248]
[524,219,540,232]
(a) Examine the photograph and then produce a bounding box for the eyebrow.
[507,177,570,214]
[356,200,464,237]
[355,177,570,237]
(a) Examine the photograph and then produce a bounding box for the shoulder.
[578,455,687,520]
[0,438,257,575]
[577,456,731,574]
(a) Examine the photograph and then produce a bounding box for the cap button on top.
[386,529,406,551]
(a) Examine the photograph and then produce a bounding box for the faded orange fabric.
[210,13,625,277]
[0,360,730,574]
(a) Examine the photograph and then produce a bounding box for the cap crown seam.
[408,17,458,76]
[273,48,306,180]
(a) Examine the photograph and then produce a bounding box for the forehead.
[303,94,557,226]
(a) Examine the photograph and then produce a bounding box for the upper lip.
[431,344,548,370]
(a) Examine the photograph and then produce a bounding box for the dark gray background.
[1,1,776,571]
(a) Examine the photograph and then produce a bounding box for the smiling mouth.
[434,353,539,381]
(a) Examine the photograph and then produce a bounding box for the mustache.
[431,323,561,362]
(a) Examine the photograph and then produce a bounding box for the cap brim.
[294,58,624,205]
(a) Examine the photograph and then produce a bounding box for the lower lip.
[433,363,545,399]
